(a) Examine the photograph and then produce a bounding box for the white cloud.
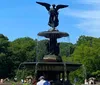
[64,9,100,19]
[63,0,100,37]
[77,0,100,9]
[77,19,100,33]
[78,0,100,5]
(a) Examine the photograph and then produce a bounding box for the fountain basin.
[38,30,69,38]
[21,62,81,72]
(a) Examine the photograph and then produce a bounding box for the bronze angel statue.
[36,1,68,29]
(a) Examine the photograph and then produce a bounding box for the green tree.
[71,36,100,81]
[10,37,36,76]
[60,42,75,57]
[0,34,13,78]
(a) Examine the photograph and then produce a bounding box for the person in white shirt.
[37,76,46,85]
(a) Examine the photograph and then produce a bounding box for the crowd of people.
[18,76,51,85]
[84,78,96,85]
[0,76,64,85]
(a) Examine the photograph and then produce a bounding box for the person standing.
[36,76,46,85]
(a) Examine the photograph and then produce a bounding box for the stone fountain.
[20,1,81,85]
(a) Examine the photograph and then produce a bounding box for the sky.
[0,0,100,43]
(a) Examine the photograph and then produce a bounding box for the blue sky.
[0,0,100,43]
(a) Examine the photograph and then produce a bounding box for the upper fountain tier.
[38,30,69,38]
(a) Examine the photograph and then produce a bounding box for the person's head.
[39,76,45,80]
[52,4,56,8]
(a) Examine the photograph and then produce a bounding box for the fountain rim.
[38,30,69,38]
[19,62,82,71]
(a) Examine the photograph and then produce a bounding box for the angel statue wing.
[56,4,68,11]
[36,1,51,11]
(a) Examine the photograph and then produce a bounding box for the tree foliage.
[9,37,37,71]
[60,42,75,57]
[70,35,100,81]
[0,34,13,78]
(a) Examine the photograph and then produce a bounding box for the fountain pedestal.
[38,30,69,62]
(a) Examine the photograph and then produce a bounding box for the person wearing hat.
[37,76,46,85]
